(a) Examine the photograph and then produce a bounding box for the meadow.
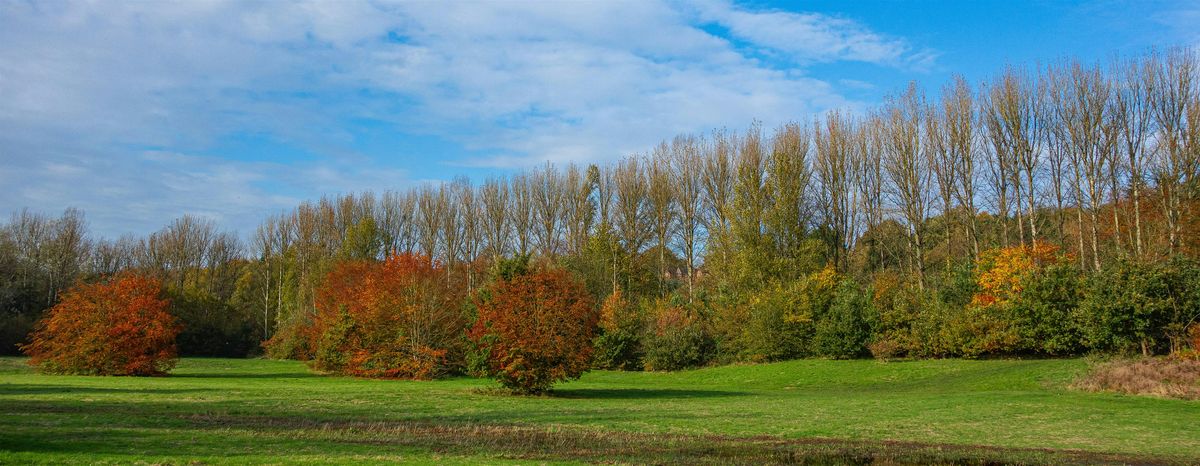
[1,357,1197,465]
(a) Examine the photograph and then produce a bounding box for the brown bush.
[1073,358,1200,400]
[868,339,903,361]
[22,273,180,376]
[468,267,598,394]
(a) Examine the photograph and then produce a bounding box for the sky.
[2,0,1198,239]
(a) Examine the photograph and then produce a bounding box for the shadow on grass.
[549,388,749,399]
[170,372,318,380]
[0,384,216,396]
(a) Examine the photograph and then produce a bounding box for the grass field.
[1,357,1197,465]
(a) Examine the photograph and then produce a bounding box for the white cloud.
[690,0,937,69]
[0,0,927,236]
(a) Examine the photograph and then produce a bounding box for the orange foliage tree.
[22,274,179,376]
[972,241,1063,307]
[306,253,466,379]
[965,241,1080,356]
[468,267,598,394]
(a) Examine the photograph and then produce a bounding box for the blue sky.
[1,0,1197,238]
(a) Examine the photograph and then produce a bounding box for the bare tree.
[509,172,535,256]
[1051,60,1114,271]
[943,76,981,259]
[982,88,1013,248]
[1045,117,1071,249]
[481,177,511,259]
[252,217,280,338]
[441,180,466,280]
[416,184,444,263]
[562,163,595,256]
[589,163,620,292]
[701,129,736,273]
[45,208,89,304]
[815,113,857,270]
[1145,47,1198,253]
[986,66,1048,244]
[855,113,887,266]
[882,83,932,290]
[531,163,565,257]
[1113,55,1153,258]
[456,177,482,291]
[925,100,957,266]
[672,134,704,299]
[613,156,651,257]
[647,143,676,294]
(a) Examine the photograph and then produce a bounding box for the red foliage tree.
[22,274,179,376]
[468,267,598,394]
[307,253,466,379]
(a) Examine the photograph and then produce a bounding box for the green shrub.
[936,260,978,309]
[954,305,1020,358]
[643,297,713,371]
[740,267,840,362]
[1009,260,1083,355]
[868,273,927,358]
[1079,257,1200,356]
[262,318,312,360]
[594,330,643,370]
[593,289,645,370]
[311,308,353,373]
[812,280,875,359]
[740,285,812,362]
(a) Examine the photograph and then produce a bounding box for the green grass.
[0,357,1196,464]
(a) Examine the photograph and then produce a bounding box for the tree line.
[2,47,1199,363]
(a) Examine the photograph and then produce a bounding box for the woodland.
[3,48,1200,377]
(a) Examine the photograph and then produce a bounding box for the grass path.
[0,357,1196,464]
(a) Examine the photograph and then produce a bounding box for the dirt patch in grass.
[182,413,1183,465]
[1073,358,1200,400]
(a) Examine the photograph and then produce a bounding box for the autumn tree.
[468,265,598,394]
[972,242,1065,308]
[0,208,92,354]
[593,288,644,370]
[729,123,771,285]
[307,253,465,379]
[701,129,736,277]
[23,273,179,376]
